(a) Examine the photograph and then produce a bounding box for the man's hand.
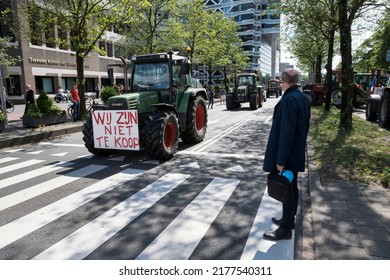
[276,164,284,172]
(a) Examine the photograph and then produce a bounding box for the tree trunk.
[315,54,322,83]
[223,66,229,92]
[76,54,86,118]
[208,64,213,86]
[325,28,335,111]
[339,0,353,130]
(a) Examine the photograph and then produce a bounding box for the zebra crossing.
[0,151,294,260]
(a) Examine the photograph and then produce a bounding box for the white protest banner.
[92,110,140,150]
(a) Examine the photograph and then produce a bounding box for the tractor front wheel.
[249,93,259,110]
[182,97,207,143]
[365,100,377,121]
[144,111,179,160]
[226,94,235,110]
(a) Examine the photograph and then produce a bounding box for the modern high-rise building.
[203,0,280,81]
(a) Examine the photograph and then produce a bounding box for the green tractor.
[226,73,264,110]
[82,51,208,160]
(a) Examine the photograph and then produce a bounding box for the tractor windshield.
[132,62,170,91]
[238,76,253,86]
[268,81,278,89]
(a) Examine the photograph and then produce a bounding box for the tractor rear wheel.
[378,94,390,128]
[182,97,207,143]
[331,88,342,108]
[144,111,179,160]
[82,115,117,156]
[258,93,263,108]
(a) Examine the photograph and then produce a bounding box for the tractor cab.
[236,74,256,101]
[266,79,281,98]
[226,73,263,110]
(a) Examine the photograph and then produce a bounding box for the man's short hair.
[282,69,298,84]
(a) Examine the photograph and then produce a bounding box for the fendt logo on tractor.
[82,50,208,160]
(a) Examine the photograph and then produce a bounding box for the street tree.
[353,9,390,72]
[15,0,143,117]
[194,11,246,86]
[279,0,339,111]
[0,2,18,66]
[337,0,387,129]
[0,37,17,66]
[120,0,177,54]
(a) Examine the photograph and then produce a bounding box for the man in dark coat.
[23,84,35,116]
[263,68,311,241]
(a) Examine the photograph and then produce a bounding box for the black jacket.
[263,85,311,172]
[26,90,35,104]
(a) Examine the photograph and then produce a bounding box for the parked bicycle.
[0,97,14,113]
[67,97,98,118]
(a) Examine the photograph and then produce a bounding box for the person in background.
[95,83,101,99]
[23,84,35,116]
[262,68,311,241]
[220,87,226,105]
[118,84,125,94]
[208,86,214,109]
[70,82,80,121]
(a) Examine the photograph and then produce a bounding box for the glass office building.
[202,0,280,84]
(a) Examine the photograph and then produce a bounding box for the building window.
[57,22,69,50]
[28,6,44,46]
[107,41,113,57]
[114,45,123,58]
[99,41,105,53]
[0,1,15,42]
[44,19,56,48]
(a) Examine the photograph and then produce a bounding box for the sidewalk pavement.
[1,110,389,260]
[0,108,83,149]
[296,139,390,260]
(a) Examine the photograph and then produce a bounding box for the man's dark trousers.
[281,171,298,229]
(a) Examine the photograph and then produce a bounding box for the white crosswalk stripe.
[0,159,44,175]
[0,161,73,191]
[0,168,143,250]
[0,164,106,211]
[241,188,294,260]
[0,157,18,165]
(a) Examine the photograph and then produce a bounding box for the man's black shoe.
[263,227,292,241]
[271,217,295,230]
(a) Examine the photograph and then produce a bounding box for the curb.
[0,122,83,149]
[294,137,316,260]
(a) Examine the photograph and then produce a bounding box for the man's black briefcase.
[267,172,292,203]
